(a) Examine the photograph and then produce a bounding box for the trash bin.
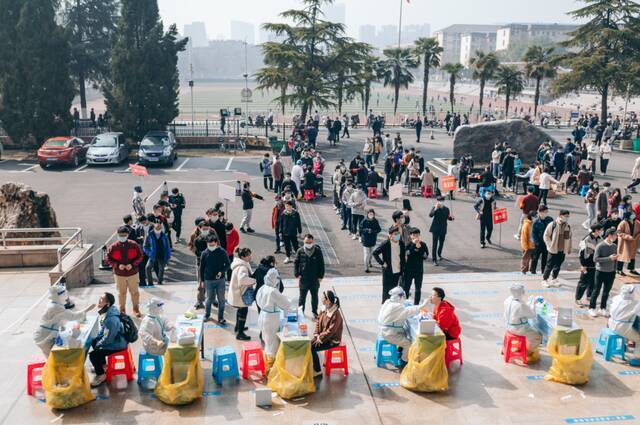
[633,138,640,152]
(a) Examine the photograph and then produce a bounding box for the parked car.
[37,136,88,168]
[137,131,178,166]
[86,132,129,165]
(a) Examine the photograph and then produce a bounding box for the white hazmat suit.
[378,287,427,362]
[139,298,176,356]
[256,268,293,358]
[503,283,542,362]
[608,285,640,360]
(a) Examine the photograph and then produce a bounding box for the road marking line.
[225,157,234,171]
[298,201,339,265]
[426,160,447,175]
[21,165,38,172]
[147,181,166,200]
[73,164,88,172]
[113,167,131,173]
[166,158,190,172]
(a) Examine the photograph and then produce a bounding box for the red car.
[37,137,88,168]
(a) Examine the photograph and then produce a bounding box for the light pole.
[188,46,195,133]
[397,0,404,48]
[243,40,250,137]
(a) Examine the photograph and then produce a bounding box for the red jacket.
[225,228,239,256]
[272,205,284,229]
[106,240,143,276]
[433,300,461,339]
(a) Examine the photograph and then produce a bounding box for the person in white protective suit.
[503,282,542,362]
[33,285,95,356]
[256,268,293,362]
[608,285,640,364]
[139,298,176,356]
[377,286,428,363]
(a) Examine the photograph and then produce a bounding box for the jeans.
[480,218,493,244]
[363,246,374,270]
[172,212,183,239]
[312,341,338,372]
[589,270,615,309]
[89,348,122,376]
[146,259,166,285]
[263,175,273,190]
[351,214,363,235]
[341,205,352,230]
[491,163,499,178]
[299,280,320,315]
[275,229,282,252]
[402,269,424,304]
[584,203,595,227]
[600,158,609,174]
[431,233,446,260]
[283,234,299,258]
[539,188,549,205]
[530,244,548,273]
[240,209,253,230]
[575,269,595,301]
[204,278,226,321]
[274,177,283,194]
[543,252,565,280]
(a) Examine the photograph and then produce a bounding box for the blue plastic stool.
[479,185,496,198]
[579,185,589,197]
[137,352,163,385]
[375,336,401,368]
[212,346,240,385]
[596,328,626,361]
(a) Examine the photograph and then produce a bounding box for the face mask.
[304,243,314,249]
[393,234,401,241]
[484,193,492,200]
[559,217,568,224]
[207,245,216,251]
[117,236,128,243]
[367,214,374,219]
[210,215,218,221]
[201,229,209,236]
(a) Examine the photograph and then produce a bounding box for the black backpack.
[119,314,138,343]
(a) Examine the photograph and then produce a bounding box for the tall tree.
[254,59,291,116]
[61,0,119,119]
[551,0,640,122]
[328,38,371,114]
[0,0,74,147]
[523,45,558,120]
[413,37,442,117]
[381,47,418,116]
[358,57,385,115]
[442,63,464,114]
[469,51,499,116]
[103,0,187,140]
[495,65,525,117]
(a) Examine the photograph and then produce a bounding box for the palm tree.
[442,63,464,113]
[469,51,499,116]
[523,45,558,120]
[358,56,385,115]
[381,47,418,116]
[495,65,525,117]
[413,37,442,116]
[328,38,371,114]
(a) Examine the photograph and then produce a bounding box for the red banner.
[493,208,508,224]
[439,176,456,192]
[130,164,148,177]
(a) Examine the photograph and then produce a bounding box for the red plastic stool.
[324,343,349,376]
[502,331,527,365]
[445,338,463,369]
[27,357,47,396]
[303,189,315,201]
[105,346,136,383]
[240,341,266,379]
[367,187,378,198]
[422,185,434,198]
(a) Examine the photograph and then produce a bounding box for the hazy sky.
[158,0,584,40]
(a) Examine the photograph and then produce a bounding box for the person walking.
[429,196,454,265]
[520,211,536,274]
[294,234,325,318]
[373,226,406,303]
[342,114,350,139]
[106,226,144,317]
[599,140,612,175]
[260,153,274,191]
[239,182,263,233]
[515,186,539,240]
[200,235,230,324]
[228,247,256,340]
[542,210,572,287]
[589,228,618,317]
[415,116,423,143]
[279,201,302,263]
[168,187,185,242]
[575,224,603,306]
[538,168,558,206]
[403,228,429,304]
[360,209,382,273]
[616,211,640,276]
[144,220,172,287]
[474,188,496,248]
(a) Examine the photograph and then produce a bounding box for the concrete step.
[48,244,94,288]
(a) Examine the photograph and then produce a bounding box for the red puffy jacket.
[433,300,461,339]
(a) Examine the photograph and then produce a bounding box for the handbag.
[242,286,256,305]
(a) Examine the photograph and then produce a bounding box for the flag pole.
[397,0,404,48]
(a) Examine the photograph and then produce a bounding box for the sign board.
[388,183,403,201]
[241,88,253,99]
[218,183,236,202]
[439,176,456,193]
[234,171,251,181]
[130,164,148,177]
[570,111,579,119]
[493,208,508,225]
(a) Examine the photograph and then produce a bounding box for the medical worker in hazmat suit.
[33,285,95,356]
[378,286,428,363]
[608,285,640,365]
[257,268,293,364]
[503,282,542,362]
[139,298,176,355]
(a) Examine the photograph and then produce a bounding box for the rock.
[453,119,559,164]
[0,182,58,245]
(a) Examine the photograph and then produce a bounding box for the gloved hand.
[418,299,429,311]
[82,304,96,313]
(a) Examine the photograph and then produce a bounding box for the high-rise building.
[434,24,499,64]
[377,25,398,49]
[402,24,431,45]
[323,2,346,25]
[359,25,376,46]
[460,32,497,67]
[183,22,208,48]
[230,20,255,44]
[495,23,579,51]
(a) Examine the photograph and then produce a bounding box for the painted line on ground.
[297,201,339,265]
[19,164,38,172]
[619,370,640,376]
[225,157,234,171]
[113,166,131,173]
[526,375,545,380]
[166,158,190,172]
[564,415,635,423]
[73,164,89,173]
[371,382,400,389]
[426,160,447,175]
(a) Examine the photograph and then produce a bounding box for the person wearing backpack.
[89,292,129,387]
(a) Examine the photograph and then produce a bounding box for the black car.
[137,131,178,166]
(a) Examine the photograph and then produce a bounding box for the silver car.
[86,133,129,165]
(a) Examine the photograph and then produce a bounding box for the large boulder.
[0,182,58,245]
[453,119,559,164]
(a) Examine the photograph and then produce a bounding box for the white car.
[86,133,129,165]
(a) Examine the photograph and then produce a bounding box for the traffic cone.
[99,245,111,270]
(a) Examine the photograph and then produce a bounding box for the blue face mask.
[393,234,401,241]
[207,245,216,251]
[117,236,128,243]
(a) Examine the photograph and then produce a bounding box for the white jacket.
[33,290,86,356]
[599,143,612,160]
[608,287,640,343]
[291,165,304,191]
[503,296,542,353]
[378,299,422,345]
[256,269,292,357]
[349,190,367,216]
[139,314,176,356]
[539,173,558,190]
[228,258,255,308]
[632,157,640,180]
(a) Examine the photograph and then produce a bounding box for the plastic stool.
[212,346,240,385]
[502,331,527,365]
[445,338,463,369]
[240,341,266,379]
[422,185,434,198]
[596,328,626,361]
[367,187,378,198]
[324,343,349,376]
[27,357,47,396]
[137,351,163,385]
[105,346,136,383]
[304,189,315,201]
[375,336,401,368]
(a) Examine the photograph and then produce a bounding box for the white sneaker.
[541,280,550,288]
[588,308,598,318]
[513,234,520,240]
[90,374,106,387]
[550,279,560,287]
[598,308,609,317]
[352,234,358,240]
[283,257,291,264]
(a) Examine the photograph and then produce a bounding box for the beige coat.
[616,219,640,263]
[632,157,640,180]
[227,258,255,308]
[543,219,572,254]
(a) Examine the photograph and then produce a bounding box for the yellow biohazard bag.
[400,335,448,393]
[42,348,95,409]
[155,345,203,405]
[267,339,315,399]
[545,329,593,385]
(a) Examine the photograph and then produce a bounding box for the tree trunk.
[479,79,485,115]
[449,77,455,114]
[364,83,370,114]
[505,90,511,117]
[601,83,608,124]
[337,81,343,115]
[533,77,541,121]
[422,54,429,116]
[280,86,286,116]
[394,82,400,116]
[79,70,87,119]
